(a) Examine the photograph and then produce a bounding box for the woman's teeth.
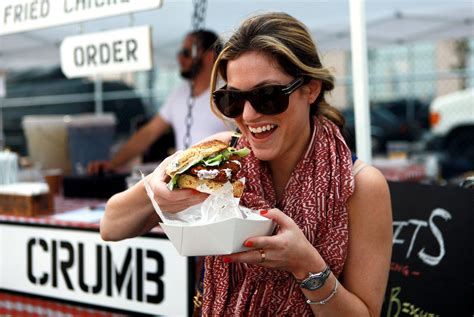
[248,124,275,134]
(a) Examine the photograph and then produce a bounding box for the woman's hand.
[147,153,209,213]
[222,208,326,279]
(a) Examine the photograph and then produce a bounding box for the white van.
[429,88,474,162]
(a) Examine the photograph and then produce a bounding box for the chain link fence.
[1,33,472,179]
[325,37,474,179]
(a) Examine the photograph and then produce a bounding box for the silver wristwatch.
[299,265,331,291]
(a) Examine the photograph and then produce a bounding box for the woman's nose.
[241,99,260,120]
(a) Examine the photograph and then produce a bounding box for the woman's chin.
[251,147,277,162]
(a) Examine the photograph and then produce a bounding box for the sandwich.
[165,140,250,197]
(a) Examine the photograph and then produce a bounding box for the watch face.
[300,266,331,290]
[302,277,323,290]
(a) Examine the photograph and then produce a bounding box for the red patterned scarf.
[203,116,354,315]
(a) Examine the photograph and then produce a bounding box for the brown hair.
[210,12,345,130]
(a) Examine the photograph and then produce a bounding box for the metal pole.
[349,0,372,163]
[0,71,4,150]
[0,98,4,150]
[94,75,103,114]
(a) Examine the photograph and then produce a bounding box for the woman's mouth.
[248,124,277,139]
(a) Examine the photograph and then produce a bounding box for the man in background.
[88,29,229,174]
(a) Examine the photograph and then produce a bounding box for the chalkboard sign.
[382,182,474,316]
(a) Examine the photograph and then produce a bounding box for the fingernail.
[222,257,232,263]
[192,189,201,195]
[260,209,268,215]
[244,241,253,247]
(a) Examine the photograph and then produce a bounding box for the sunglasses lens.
[251,86,289,115]
[214,91,244,118]
[178,48,192,58]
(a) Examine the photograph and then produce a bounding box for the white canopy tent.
[0,0,473,158]
[0,0,472,71]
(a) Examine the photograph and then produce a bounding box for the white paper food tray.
[160,213,275,256]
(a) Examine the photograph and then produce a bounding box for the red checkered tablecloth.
[0,196,105,229]
[53,196,107,214]
[0,292,126,316]
[377,164,427,181]
[373,159,427,182]
[0,195,164,233]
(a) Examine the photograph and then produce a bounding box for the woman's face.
[226,51,318,163]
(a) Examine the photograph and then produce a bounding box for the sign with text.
[60,26,153,78]
[0,224,190,316]
[382,182,473,317]
[0,0,162,35]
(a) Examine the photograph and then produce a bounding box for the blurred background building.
[0,0,473,181]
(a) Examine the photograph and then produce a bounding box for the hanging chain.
[183,0,207,149]
[183,88,195,149]
[192,0,207,31]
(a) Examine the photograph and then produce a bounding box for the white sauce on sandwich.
[196,168,233,180]
[223,168,232,179]
[230,160,241,166]
[197,169,220,180]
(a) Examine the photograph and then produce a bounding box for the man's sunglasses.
[177,47,194,58]
[212,77,305,118]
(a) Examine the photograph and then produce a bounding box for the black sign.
[382,182,474,316]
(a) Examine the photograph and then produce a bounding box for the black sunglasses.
[212,77,305,118]
[177,47,193,58]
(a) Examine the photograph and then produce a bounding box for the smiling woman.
[204,12,391,316]
[101,11,392,317]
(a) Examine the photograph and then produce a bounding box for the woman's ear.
[306,79,322,104]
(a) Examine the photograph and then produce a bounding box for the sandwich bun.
[165,140,228,178]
